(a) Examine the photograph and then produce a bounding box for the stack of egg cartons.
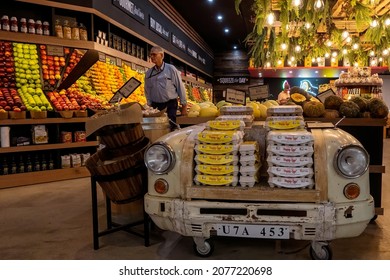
[216,106,254,128]
[239,141,260,187]
[266,105,315,189]
[193,120,245,187]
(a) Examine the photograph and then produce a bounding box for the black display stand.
[90,176,151,250]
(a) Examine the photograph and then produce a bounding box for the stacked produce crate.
[193,120,244,187]
[266,106,315,189]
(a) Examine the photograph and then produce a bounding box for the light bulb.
[342,29,349,39]
[295,45,301,52]
[385,18,390,26]
[277,59,283,65]
[305,22,311,29]
[371,19,379,28]
[383,49,389,56]
[267,12,275,25]
[342,49,348,55]
[332,51,338,57]
[314,0,324,10]
[281,43,287,50]
[346,37,352,43]
[292,0,303,8]
[266,62,271,68]
[326,41,332,47]
[369,50,375,56]
[325,53,330,58]
[291,56,295,61]
[353,43,359,50]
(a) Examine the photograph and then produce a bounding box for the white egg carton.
[195,130,244,145]
[206,120,246,131]
[239,164,261,177]
[267,155,313,167]
[195,164,239,176]
[267,105,303,116]
[195,144,239,155]
[267,144,314,157]
[268,177,314,189]
[219,106,254,115]
[194,175,238,186]
[195,154,239,165]
[267,130,314,145]
[239,141,259,156]
[240,154,260,166]
[267,166,314,178]
[239,176,257,187]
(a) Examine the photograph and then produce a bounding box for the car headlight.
[144,142,176,174]
[334,144,369,178]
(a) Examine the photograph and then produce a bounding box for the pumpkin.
[290,93,307,105]
[350,96,368,112]
[368,98,389,118]
[339,101,360,118]
[303,101,325,117]
[324,95,343,110]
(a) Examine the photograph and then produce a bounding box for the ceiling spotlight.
[217,15,223,21]
[233,45,237,50]
[207,0,213,2]
[314,0,324,10]
[266,12,275,25]
[224,28,229,33]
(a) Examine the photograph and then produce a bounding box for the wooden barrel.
[96,123,144,149]
[85,137,150,204]
[142,116,171,143]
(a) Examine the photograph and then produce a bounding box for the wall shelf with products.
[0,117,97,188]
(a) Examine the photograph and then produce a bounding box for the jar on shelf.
[35,20,43,35]
[1,15,10,31]
[71,21,80,40]
[10,16,18,32]
[20,18,27,33]
[79,23,88,41]
[28,18,35,34]
[43,21,50,36]
[63,20,72,39]
[54,19,63,38]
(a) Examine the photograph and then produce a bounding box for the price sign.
[225,88,246,105]
[248,85,269,100]
[47,45,64,56]
[109,77,141,104]
[98,52,106,62]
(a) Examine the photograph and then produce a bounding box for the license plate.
[214,223,290,239]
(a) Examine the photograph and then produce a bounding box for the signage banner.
[112,0,145,24]
[216,77,249,85]
[248,85,270,100]
[149,16,170,41]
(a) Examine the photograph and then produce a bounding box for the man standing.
[144,46,187,130]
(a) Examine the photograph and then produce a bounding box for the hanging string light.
[266,12,275,26]
[314,0,324,11]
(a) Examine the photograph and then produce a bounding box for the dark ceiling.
[166,0,254,52]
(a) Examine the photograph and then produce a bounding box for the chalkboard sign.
[226,88,246,105]
[109,77,141,104]
[248,85,269,100]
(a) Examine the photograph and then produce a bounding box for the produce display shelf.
[0,141,99,154]
[0,117,90,125]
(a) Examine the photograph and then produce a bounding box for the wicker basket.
[0,111,8,120]
[9,111,26,119]
[30,111,47,119]
[59,111,74,118]
[96,123,145,149]
[86,137,150,204]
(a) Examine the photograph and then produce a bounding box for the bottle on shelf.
[10,16,18,32]
[48,154,54,170]
[41,154,47,171]
[35,20,43,35]
[20,18,27,33]
[71,21,80,40]
[54,19,63,38]
[34,154,41,172]
[18,155,25,173]
[1,15,10,31]
[43,21,50,36]
[79,23,87,41]
[2,157,9,175]
[26,155,33,172]
[10,156,17,174]
[63,20,72,39]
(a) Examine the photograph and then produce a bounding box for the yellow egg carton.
[195,130,244,144]
[194,175,238,186]
[195,164,239,176]
[206,120,245,131]
[267,166,314,178]
[268,177,314,189]
[195,144,239,155]
[265,116,305,130]
[194,154,239,165]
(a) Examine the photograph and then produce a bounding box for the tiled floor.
[0,139,389,260]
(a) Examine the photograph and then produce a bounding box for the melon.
[368,98,389,118]
[324,95,343,110]
[339,101,360,118]
[303,101,325,117]
[199,107,218,117]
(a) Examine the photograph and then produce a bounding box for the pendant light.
[314,0,324,11]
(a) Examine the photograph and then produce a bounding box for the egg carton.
[267,155,313,167]
[240,154,260,166]
[265,116,305,130]
[195,144,239,155]
[219,106,254,115]
[239,176,257,187]
[268,177,314,189]
[195,154,239,165]
[195,130,244,145]
[239,164,261,177]
[267,144,314,157]
[206,120,245,131]
[267,105,303,116]
[195,164,239,176]
[267,130,314,145]
[267,166,314,178]
[216,115,254,127]
[194,175,238,187]
[239,141,259,156]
